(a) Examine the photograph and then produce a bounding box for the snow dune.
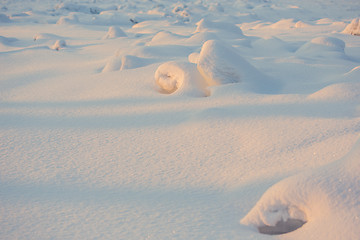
[1,0,360,239]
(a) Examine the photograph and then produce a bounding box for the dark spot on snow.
[258,219,306,235]
[130,18,139,24]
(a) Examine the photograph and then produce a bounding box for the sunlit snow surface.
[1,0,360,239]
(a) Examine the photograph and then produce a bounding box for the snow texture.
[1,0,360,239]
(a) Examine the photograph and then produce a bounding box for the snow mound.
[197,40,280,93]
[52,39,66,51]
[155,61,207,97]
[194,18,245,39]
[296,36,346,58]
[120,55,154,71]
[102,56,122,73]
[342,18,360,36]
[103,26,126,39]
[148,31,185,46]
[241,137,360,238]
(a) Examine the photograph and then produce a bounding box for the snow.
[343,18,360,36]
[1,0,360,239]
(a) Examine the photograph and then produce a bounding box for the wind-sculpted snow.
[296,37,347,59]
[343,18,360,36]
[1,0,360,239]
[241,137,360,238]
[197,40,281,93]
[155,61,208,97]
[102,26,127,39]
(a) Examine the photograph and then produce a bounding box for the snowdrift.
[197,40,280,93]
[241,136,360,238]
[155,61,207,97]
[343,18,360,36]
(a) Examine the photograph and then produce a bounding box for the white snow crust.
[1,0,360,239]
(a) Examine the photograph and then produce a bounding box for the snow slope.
[1,0,360,239]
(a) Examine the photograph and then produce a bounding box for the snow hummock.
[155,61,207,97]
[52,39,66,51]
[197,40,280,93]
[103,26,127,39]
[241,137,360,238]
[343,18,360,36]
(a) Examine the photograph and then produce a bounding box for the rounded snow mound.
[102,56,122,73]
[52,39,66,51]
[241,137,360,238]
[194,18,245,39]
[342,18,360,36]
[197,40,280,93]
[296,37,346,58]
[155,61,208,97]
[148,31,185,46]
[103,26,127,39]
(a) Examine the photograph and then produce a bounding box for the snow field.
[1,0,360,239]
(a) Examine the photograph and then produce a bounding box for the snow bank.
[197,40,280,93]
[343,18,360,36]
[155,61,207,97]
[241,137,360,238]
